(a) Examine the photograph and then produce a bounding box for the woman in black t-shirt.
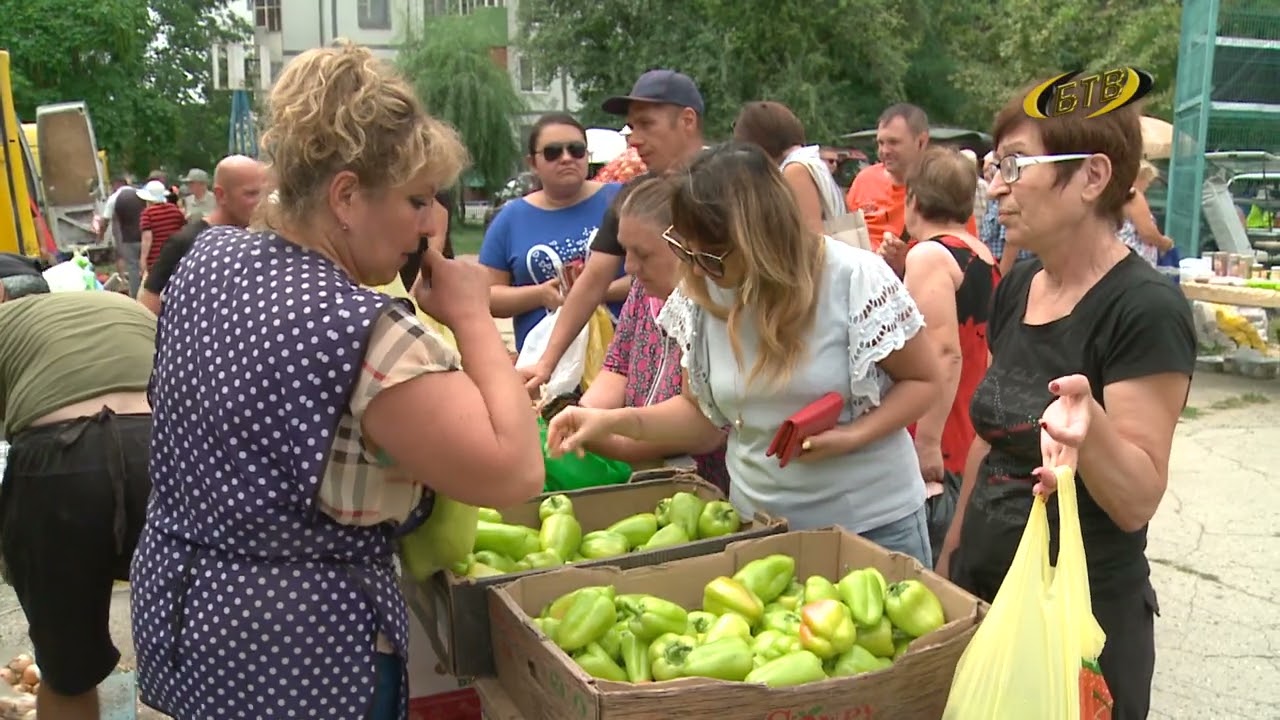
[936,94,1195,719]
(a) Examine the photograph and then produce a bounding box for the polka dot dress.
[131,227,410,719]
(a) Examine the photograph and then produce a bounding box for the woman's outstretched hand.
[1035,373,1095,496]
[545,406,620,458]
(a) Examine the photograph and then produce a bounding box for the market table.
[1181,282,1280,309]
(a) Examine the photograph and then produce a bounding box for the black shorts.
[951,548,1159,720]
[0,411,151,696]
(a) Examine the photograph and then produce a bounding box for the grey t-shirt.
[658,237,926,532]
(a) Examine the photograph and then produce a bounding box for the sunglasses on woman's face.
[539,142,588,163]
[663,225,732,279]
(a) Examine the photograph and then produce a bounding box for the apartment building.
[250,0,580,132]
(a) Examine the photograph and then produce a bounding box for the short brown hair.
[618,176,674,228]
[991,79,1141,224]
[732,102,805,161]
[906,147,977,225]
[879,103,929,135]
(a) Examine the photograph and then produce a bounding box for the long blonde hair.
[671,143,824,388]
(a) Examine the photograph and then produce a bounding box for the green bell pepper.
[893,638,910,660]
[884,580,945,638]
[544,585,616,620]
[599,622,625,662]
[744,650,827,687]
[619,629,651,682]
[520,549,564,569]
[536,617,562,644]
[539,493,575,522]
[774,580,805,611]
[760,609,802,636]
[732,554,796,604]
[557,590,618,652]
[647,632,693,664]
[628,596,689,643]
[471,550,516,573]
[803,575,840,604]
[614,593,648,621]
[696,500,741,539]
[654,497,673,527]
[704,612,752,643]
[538,513,582,561]
[685,610,717,638]
[448,553,474,575]
[513,560,531,572]
[476,507,504,524]
[607,513,659,549]
[650,635,698,681]
[636,522,690,551]
[474,521,537,559]
[837,567,887,627]
[659,636,754,682]
[573,642,627,682]
[751,629,802,664]
[703,576,764,626]
[830,644,882,677]
[665,492,706,539]
[855,616,896,658]
[579,530,630,559]
[798,599,857,660]
[466,562,506,578]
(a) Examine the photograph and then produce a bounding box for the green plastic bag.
[538,416,632,492]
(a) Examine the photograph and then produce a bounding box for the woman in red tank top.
[902,148,999,487]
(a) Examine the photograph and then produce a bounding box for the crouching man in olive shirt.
[0,272,155,720]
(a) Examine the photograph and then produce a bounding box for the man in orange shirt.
[847,104,977,274]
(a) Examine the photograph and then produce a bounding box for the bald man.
[138,155,265,315]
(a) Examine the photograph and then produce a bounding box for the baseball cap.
[182,168,210,183]
[602,70,704,117]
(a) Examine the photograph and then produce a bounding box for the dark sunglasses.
[538,142,588,163]
[663,225,732,279]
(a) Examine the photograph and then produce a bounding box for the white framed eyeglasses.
[994,153,1092,184]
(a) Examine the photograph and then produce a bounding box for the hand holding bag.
[765,392,843,468]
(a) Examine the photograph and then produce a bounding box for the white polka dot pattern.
[131,227,410,718]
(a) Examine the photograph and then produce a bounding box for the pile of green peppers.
[529,554,949,688]
[450,491,744,579]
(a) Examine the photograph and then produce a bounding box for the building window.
[459,0,506,14]
[254,0,282,32]
[358,0,392,29]
[518,55,545,93]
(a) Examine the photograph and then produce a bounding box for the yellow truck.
[0,51,43,258]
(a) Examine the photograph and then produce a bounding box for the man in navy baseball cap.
[601,69,705,117]
[516,68,708,396]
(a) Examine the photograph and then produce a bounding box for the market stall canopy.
[1141,116,1173,160]
[586,127,628,164]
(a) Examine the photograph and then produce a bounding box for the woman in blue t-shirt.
[480,114,627,350]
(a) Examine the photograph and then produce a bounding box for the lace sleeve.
[847,253,925,409]
[655,286,730,428]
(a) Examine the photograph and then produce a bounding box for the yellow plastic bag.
[943,465,1110,720]
[579,305,615,390]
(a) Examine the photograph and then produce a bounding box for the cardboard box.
[488,529,985,720]
[475,679,527,720]
[406,474,786,677]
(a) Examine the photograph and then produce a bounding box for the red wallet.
[766,392,844,468]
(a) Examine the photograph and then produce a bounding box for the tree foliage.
[518,0,1181,144]
[0,0,250,177]
[398,15,527,194]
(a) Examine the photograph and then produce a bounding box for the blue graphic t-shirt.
[479,184,625,350]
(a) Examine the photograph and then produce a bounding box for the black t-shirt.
[113,188,145,244]
[143,219,209,295]
[589,172,656,256]
[958,252,1195,600]
[398,191,455,290]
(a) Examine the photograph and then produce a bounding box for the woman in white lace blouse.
[546,144,943,565]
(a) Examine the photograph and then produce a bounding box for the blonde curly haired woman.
[547,143,943,566]
[130,42,543,719]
